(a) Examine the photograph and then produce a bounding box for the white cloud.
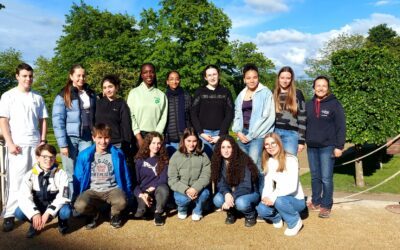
[374,1,390,6]
[245,0,289,13]
[239,13,400,77]
[0,1,63,64]
[255,29,309,45]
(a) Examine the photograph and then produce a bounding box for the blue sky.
[1,0,400,77]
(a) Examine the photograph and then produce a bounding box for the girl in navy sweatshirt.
[134,132,169,226]
[305,76,346,219]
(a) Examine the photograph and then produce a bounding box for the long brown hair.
[262,133,287,173]
[211,135,258,186]
[273,66,298,116]
[178,127,203,155]
[135,132,169,175]
[63,64,85,108]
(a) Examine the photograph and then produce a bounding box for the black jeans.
[134,184,169,217]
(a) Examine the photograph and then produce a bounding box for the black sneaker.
[26,225,36,238]
[225,211,236,225]
[244,217,257,227]
[3,217,15,232]
[85,214,98,230]
[58,219,69,235]
[154,212,165,226]
[110,214,122,229]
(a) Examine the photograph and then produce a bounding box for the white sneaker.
[284,219,303,236]
[273,219,283,229]
[177,212,187,220]
[191,213,203,221]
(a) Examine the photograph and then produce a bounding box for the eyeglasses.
[40,155,56,160]
[264,142,277,149]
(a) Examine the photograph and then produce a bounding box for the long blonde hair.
[273,66,298,116]
[262,133,287,173]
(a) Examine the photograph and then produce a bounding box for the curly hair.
[135,132,169,175]
[211,135,258,186]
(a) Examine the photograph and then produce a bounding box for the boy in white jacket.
[15,144,71,238]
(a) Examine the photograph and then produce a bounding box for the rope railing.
[335,133,400,167]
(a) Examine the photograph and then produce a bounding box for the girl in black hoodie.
[95,74,133,157]
[305,75,346,219]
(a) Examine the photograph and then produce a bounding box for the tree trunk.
[355,144,365,187]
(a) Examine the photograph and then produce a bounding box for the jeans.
[134,184,170,217]
[62,133,93,182]
[275,128,299,156]
[256,196,305,228]
[307,146,335,209]
[15,204,72,221]
[166,142,180,158]
[200,129,219,159]
[173,188,210,216]
[213,192,260,218]
[74,188,127,216]
[237,128,264,191]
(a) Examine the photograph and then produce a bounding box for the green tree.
[229,40,275,93]
[0,48,22,95]
[85,60,136,99]
[306,33,365,79]
[0,3,5,10]
[367,23,397,47]
[55,1,140,70]
[139,0,233,93]
[331,47,400,186]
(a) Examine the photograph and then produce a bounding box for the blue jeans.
[307,146,335,209]
[62,133,93,182]
[173,189,210,216]
[275,128,299,156]
[237,129,264,191]
[213,192,260,218]
[15,204,72,221]
[200,129,219,159]
[256,196,305,228]
[166,142,180,158]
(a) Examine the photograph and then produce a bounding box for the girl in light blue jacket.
[52,64,96,194]
[232,63,275,188]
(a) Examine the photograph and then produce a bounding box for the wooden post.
[355,144,365,187]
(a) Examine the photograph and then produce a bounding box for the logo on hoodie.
[321,109,330,117]
[154,97,160,104]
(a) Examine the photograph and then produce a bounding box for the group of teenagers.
[0,61,345,238]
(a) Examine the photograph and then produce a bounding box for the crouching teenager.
[73,124,132,229]
[211,136,259,227]
[168,128,211,221]
[256,133,305,236]
[15,144,71,238]
[134,132,169,226]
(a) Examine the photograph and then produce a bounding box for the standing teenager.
[164,70,191,156]
[52,64,96,196]
[126,63,168,148]
[232,63,275,187]
[0,63,48,232]
[191,65,234,158]
[95,74,133,157]
[273,66,306,155]
[305,76,346,218]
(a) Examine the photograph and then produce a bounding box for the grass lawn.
[300,154,400,194]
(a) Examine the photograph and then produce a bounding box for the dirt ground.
[1,190,400,250]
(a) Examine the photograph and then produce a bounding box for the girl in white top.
[256,132,305,236]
